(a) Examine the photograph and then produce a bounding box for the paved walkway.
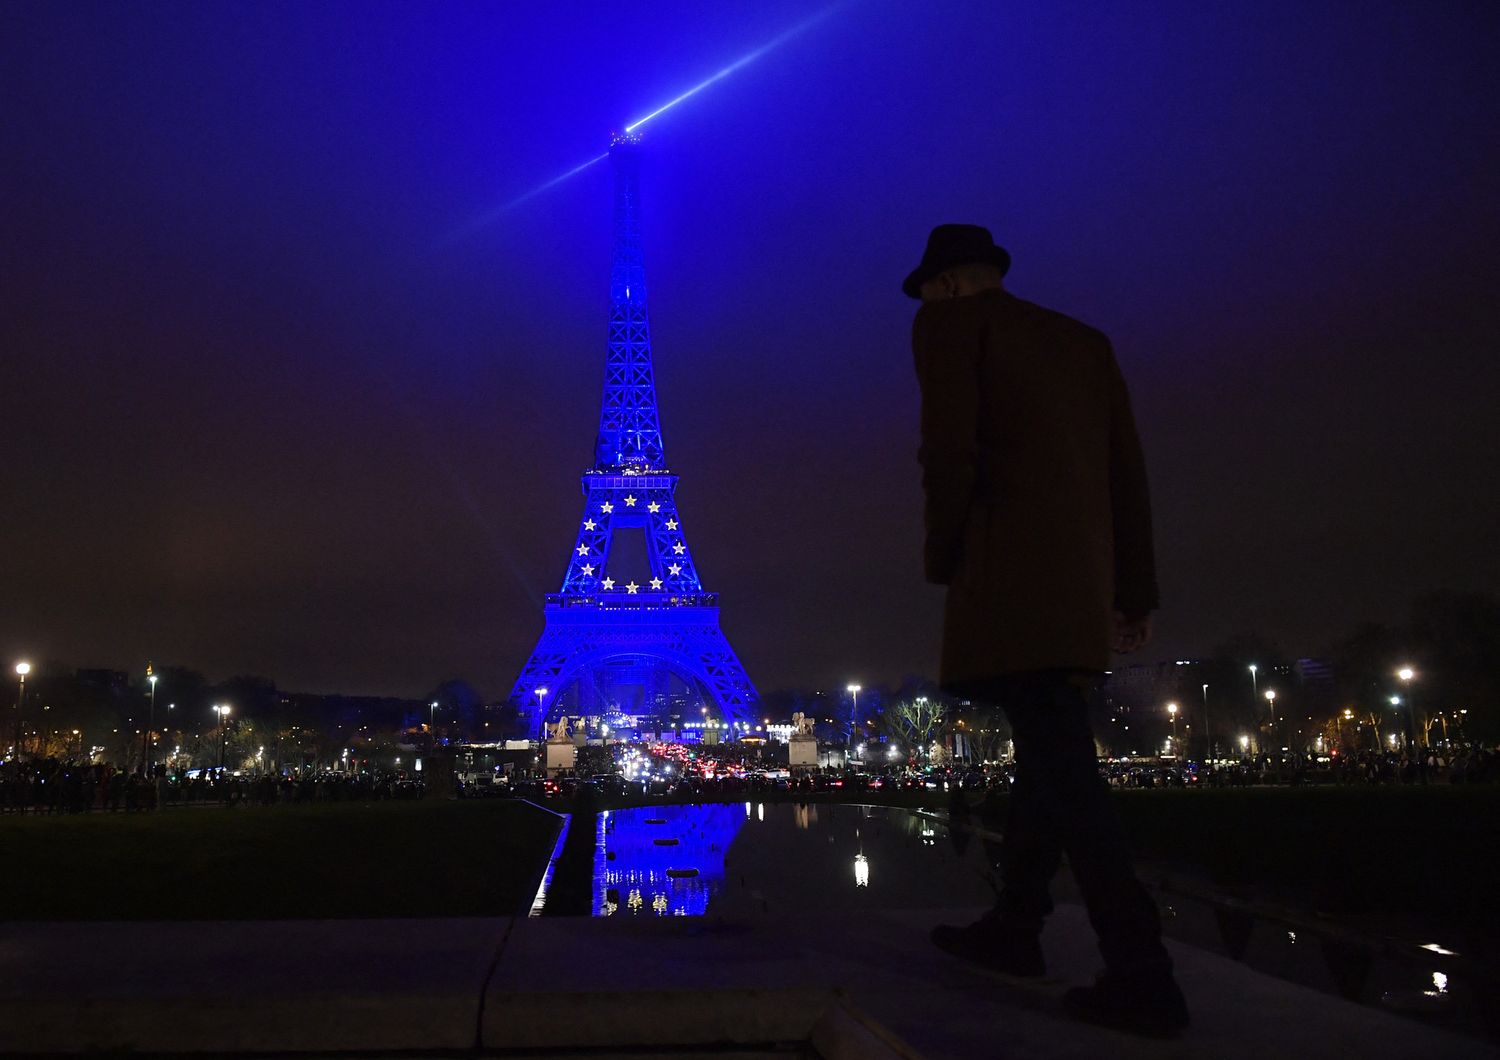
[1,902,1492,1057]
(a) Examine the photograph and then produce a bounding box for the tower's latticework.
[511,132,758,736]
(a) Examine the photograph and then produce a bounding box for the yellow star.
[623,495,638,506]
[665,519,678,530]
[576,544,589,556]
[602,577,615,590]
[667,563,682,576]
[673,542,686,555]
[601,502,614,514]
[626,581,640,594]
[650,577,663,590]
[580,564,595,575]
[584,519,597,531]
[647,502,661,513]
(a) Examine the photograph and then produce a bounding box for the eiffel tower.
[510,131,758,737]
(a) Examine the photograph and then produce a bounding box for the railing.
[545,593,719,610]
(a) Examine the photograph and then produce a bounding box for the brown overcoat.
[913,290,1158,687]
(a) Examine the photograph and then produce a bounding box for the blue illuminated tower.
[511,131,757,736]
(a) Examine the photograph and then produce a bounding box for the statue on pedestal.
[788,711,818,768]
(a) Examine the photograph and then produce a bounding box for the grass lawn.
[0,799,560,920]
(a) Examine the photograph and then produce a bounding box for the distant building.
[1097,660,1210,756]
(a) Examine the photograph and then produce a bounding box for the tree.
[884,697,947,760]
[1408,591,1500,744]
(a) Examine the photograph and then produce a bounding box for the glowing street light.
[1396,667,1423,772]
[1201,683,1212,763]
[845,683,861,750]
[211,704,232,771]
[145,666,158,776]
[1166,702,1179,756]
[14,661,30,759]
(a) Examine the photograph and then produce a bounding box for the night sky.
[4,1,1498,699]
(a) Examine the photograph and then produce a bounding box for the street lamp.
[1201,683,1212,764]
[212,704,232,771]
[1248,664,1258,702]
[1396,666,1420,754]
[1264,689,1278,752]
[1167,702,1179,756]
[846,683,861,751]
[145,667,158,776]
[14,662,30,759]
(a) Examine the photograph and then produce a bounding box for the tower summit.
[594,131,664,472]
[511,133,758,735]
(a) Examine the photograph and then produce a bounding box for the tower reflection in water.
[594,804,747,917]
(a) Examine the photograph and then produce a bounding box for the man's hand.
[1113,612,1153,654]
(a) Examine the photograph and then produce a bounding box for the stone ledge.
[484,986,839,1051]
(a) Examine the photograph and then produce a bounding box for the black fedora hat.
[902,224,1011,299]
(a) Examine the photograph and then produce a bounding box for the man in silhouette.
[906,225,1187,1037]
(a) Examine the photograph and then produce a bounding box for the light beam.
[462,2,843,231]
[624,5,840,133]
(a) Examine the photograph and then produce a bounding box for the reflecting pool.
[591,802,999,917]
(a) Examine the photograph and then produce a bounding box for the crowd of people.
[0,757,423,814]
[4,742,1497,816]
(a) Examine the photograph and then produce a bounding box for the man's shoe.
[1062,972,1189,1038]
[930,916,1046,978]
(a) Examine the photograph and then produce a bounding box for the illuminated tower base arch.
[511,133,757,736]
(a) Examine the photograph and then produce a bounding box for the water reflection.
[590,803,999,918]
[594,804,746,917]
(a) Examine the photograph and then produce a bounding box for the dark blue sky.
[4,0,1498,697]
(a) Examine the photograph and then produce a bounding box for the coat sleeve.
[1105,342,1160,617]
[913,305,982,585]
